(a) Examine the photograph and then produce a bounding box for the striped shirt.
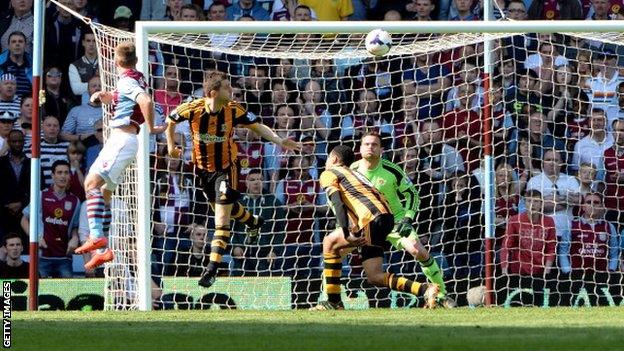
[0,95,21,117]
[39,139,69,188]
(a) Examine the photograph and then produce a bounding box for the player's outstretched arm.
[246,123,302,152]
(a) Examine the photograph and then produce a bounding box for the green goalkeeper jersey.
[350,159,420,223]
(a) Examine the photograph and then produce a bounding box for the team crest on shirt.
[221,124,228,132]
[241,159,250,168]
[54,208,63,218]
[377,178,386,187]
[64,201,73,211]
[598,232,607,242]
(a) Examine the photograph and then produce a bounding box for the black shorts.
[197,166,240,205]
[358,213,394,260]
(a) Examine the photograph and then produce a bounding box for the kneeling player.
[312,145,439,310]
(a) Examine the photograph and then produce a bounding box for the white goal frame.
[133,20,624,311]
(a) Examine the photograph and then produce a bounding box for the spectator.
[227,0,270,20]
[21,160,80,278]
[405,0,436,20]
[72,0,99,22]
[500,189,556,305]
[66,140,86,202]
[235,127,265,192]
[85,119,103,171]
[413,120,465,235]
[12,94,31,137]
[207,2,227,20]
[154,66,183,116]
[449,0,479,20]
[0,31,31,97]
[152,152,193,276]
[299,80,331,157]
[299,0,353,20]
[575,50,593,84]
[501,1,537,63]
[494,162,520,245]
[441,83,482,172]
[404,52,451,120]
[560,193,620,304]
[44,0,83,71]
[584,49,621,124]
[141,0,189,20]
[0,129,29,238]
[271,0,318,21]
[293,4,314,20]
[445,59,483,112]
[68,31,98,102]
[577,162,603,196]
[0,233,29,278]
[163,0,185,20]
[440,172,483,282]
[0,0,33,54]
[527,0,583,20]
[0,110,14,156]
[525,42,568,94]
[245,65,271,116]
[509,132,540,192]
[383,9,402,20]
[526,149,581,239]
[547,64,590,140]
[231,169,286,276]
[603,119,624,229]
[526,111,566,160]
[60,76,103,143]
[42,66,72,127]
[174,223,210,277]
[505,69,542,127]
[0,73,20,117]
[586,0,624,19]
[112,5,133,31]
[261,79,296,121]
[37,115,69,188]
[571,108,613,178]
[179,4,204,21]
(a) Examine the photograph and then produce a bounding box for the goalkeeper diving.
[351,132,454,308]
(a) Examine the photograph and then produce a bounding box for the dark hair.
[51,159,71,173]
[247,169,263,178]
[3,233,22,247]
[181,4,205,20]
[361,131,382,144]
[525,189,542,199]
[507,0,526,8]
[8,129,24,139]
[275,103,298,116]
[294,5,312,14]
[591,107,606,117]
[583,192,604,202]
[330,145,355,166]
[7,31,26,45]
[208,2,226,11]
[20,95,32,106]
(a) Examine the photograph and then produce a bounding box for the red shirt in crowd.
[501,213,557,276]
[569,219,615,272]
[34,187,81,258]
[236,141,264,192]
[284,178,319,244]
[439,108,482,172]
[603,145,624,211]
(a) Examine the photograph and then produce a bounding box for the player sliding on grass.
[351,132,455,308]
[311,145,440,310]
[166,70,301,288]
[75,42,166,269]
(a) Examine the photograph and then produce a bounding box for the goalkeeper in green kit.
[351,132,455,308]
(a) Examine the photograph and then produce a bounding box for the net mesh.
[83,20,624,310]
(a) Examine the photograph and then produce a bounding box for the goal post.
[86,18,624,310]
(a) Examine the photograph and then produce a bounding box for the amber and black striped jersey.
[168,98,256,172]
[320,165,390,232]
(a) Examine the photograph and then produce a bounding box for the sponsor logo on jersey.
[54,208,63,218]
[45,216,69,226]
[196,133,227,143]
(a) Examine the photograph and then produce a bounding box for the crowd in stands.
[1,0,624,307]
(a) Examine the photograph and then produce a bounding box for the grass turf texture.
[12,307,624,351]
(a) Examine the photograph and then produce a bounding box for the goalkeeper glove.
[394,217,415,238]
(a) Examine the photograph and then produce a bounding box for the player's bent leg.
[310,229,348,311]
[391,229,453,307]
[361,246,439,309]
[76,172,110,255]
[199,202,233,288]
[230,201,264,245]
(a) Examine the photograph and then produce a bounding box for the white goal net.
[82,19,624,310]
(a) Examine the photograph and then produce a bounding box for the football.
[365,29,392,57]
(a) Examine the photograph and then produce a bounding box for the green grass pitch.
[12,307,624,351]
